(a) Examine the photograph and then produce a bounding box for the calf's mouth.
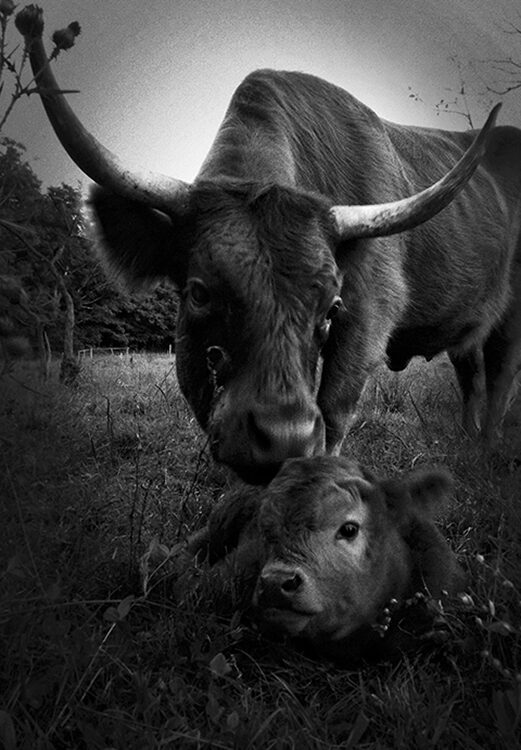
[257,606,316,636]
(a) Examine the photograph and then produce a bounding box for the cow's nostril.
[280,572,302,593]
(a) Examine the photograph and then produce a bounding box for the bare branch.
[487,81,521,95]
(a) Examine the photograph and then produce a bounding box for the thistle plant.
[0,3,80,131]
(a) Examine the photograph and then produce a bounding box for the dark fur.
[182,456,464,662]
[92,70,521,479]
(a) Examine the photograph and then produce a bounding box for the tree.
[0,137,180,370]
[36,184,89,382]
[0,140,83,380]
[408,54,495,129]
[116,284,179,351]
[0,8,179,363]
[0,272,30,373]
[413,13,521,127]
[486,18,521,96]
[0,137,46,373]
[0,4,82,377]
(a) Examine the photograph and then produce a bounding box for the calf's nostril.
[256,568,305,608]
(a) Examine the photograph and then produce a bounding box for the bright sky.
[5,0,521,191]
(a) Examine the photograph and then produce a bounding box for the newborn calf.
[184,455,465,660]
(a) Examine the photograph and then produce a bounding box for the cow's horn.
[331,104,501,240]
[26,26,190,214]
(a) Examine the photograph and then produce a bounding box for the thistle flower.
[14,3,43,38]
[52,21,81,52]
[0,0,16,17]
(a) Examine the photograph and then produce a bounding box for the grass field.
[1,353,520,749]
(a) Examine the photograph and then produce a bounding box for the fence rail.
[77,347,130,359]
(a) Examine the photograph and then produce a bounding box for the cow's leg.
[448,347,485,436]
[482,309,521,443]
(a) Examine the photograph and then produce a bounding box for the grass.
[0,352,520,749]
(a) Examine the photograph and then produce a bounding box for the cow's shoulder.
[482,124,521,186]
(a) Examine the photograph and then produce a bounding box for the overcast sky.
[4,0,521,191]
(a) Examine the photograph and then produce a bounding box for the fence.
[77,347,131,359]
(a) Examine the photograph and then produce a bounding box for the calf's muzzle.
[254,562,316,613]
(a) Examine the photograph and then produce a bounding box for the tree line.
[0,4,179,379]
[0,137,178,378]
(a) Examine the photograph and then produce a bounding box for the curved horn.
[23,14,190,214]
[331,104,501,240]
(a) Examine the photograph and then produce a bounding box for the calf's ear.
[89,187,189,289]
[381,468,453,522]
[405,468,453,517]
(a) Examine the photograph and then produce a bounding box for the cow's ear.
[207,487,262,565]
[89,187,189,290]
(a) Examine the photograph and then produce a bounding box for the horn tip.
[486,102,502,129]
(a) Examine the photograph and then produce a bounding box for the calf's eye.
[337,521,359,541]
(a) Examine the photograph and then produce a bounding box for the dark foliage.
[0,137,179,358]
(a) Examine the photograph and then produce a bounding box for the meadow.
[0,352,520,749]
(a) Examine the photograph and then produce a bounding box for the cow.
[20,9,521,482]
[176,455,465,662]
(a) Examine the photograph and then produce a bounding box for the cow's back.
[198,69,409,205]
[383,120,521,344]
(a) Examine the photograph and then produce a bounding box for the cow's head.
[23,18,500,481]
[91,182,342,482]
[249,456,462,650]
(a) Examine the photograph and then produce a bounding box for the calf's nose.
[256,564,304,608]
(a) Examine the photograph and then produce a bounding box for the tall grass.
[0,353,520,749]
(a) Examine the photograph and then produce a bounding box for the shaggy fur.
[86,70,521,478]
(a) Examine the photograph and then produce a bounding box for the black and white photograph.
[1,1,520,747]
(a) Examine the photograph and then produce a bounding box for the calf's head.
[243,456,463,653]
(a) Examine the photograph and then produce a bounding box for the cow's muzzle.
[212,399,325,483]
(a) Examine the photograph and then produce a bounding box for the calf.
[184,455,465,661]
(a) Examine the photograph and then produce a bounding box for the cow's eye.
[326,296,344,320]
[337,521,359,541]
[187,278,211,309]
[317,319,331,345]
